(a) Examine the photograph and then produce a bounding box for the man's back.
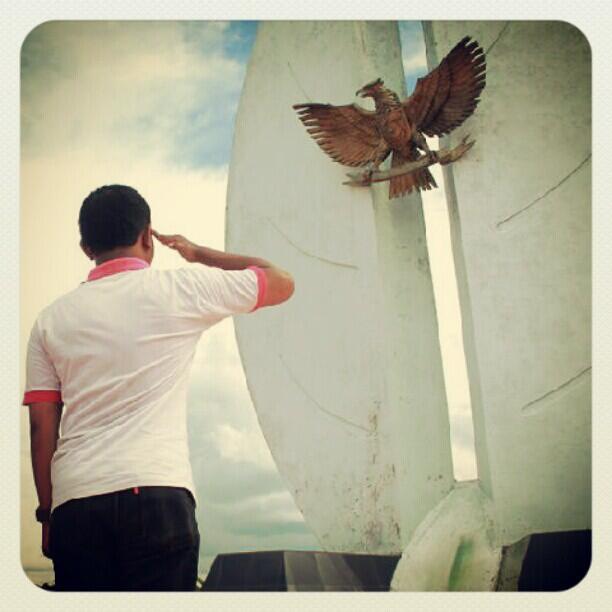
[27,259,261,512]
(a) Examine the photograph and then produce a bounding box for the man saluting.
[23,184,294,590]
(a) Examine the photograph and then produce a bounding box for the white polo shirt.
[23,257,267,512]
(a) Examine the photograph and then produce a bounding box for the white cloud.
[212,423,276,471]
[220,490,305,523]
[21,21,244,166]
[402,48,427,76]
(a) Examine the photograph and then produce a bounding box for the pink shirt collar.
[87,257,150,282]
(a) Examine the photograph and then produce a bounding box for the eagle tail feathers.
[388,149,437,199]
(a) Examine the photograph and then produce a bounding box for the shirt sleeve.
[171,265,267,322]
[22,318,62,405]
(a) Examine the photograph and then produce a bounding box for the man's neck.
[95,249,145,266]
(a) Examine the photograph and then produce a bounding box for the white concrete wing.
[226,21,452,553]
[424,21,591,546]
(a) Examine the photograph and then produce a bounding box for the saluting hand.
[152,230,200,263]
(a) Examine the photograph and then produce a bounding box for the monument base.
[201,531,591,592]
[201,550,400,591]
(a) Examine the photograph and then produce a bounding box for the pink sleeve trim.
[247,266,268,312]
[23,390,62,405]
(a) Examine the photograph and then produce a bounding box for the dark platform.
[517,529,591,591]
[201,550,401,591]
[202,528,591,592]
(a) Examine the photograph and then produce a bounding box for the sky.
[20,20,475,582]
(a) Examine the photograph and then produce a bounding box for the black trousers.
[50,486,200,591]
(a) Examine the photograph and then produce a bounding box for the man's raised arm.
[153,230,294,308]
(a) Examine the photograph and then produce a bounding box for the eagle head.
[356,78,384,98]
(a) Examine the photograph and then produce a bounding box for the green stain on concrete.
[448,537,474,590]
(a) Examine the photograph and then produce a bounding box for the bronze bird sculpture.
[293,37,486,199]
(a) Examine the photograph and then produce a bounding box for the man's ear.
[141,224,153,250]
[80,241,94,261]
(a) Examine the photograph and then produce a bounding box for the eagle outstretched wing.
[403,36,486,137]
[293,103,390,167]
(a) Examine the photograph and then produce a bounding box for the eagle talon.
[360,162,378,185]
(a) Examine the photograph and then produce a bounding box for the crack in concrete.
[267,217,359,270]
[496,154,591,229]
[287,61,312,102]
[485,22,511,56]
[278,353,374,434]
[521,366,591,414]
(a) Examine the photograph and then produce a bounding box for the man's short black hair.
[79,185,151,254]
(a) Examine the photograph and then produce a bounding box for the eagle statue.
[293,36,486,199]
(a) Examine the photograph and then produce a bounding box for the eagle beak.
[356,87,365,97]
